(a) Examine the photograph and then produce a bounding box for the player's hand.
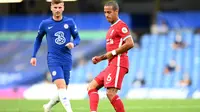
[65,42,74,49]
[92,56,101,64]
[105,51,113,60]
[30,58,37,66]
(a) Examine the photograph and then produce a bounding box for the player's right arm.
[92,24,134,64]
[30,21,46,66]
[92,55,106,64]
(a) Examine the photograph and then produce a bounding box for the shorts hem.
[52,77,64,82]
[104,86,121,90]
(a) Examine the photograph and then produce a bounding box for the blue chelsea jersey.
[32,17,80,70]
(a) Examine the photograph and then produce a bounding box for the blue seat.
[157,36,167,51]
[168,31,176,38]
[150,34,158,44]
[175,50,184,66]
[154,69,163,88]
[172,71,182,86]
[162,74,173,88]
[182,32,192,45]
[192,70,199,88]
[183,48,192,72]
[141,34,150,48]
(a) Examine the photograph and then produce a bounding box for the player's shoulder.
[118,20,128,27]
[40,17,52,26]
[42,17,52,22]
[63,16,75,22]
[116,20,130,34]
[114,20,129,31]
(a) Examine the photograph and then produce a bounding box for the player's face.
[104,6,118,23]
[51,3,64,17]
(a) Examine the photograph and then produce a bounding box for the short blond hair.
[51,0,64,4]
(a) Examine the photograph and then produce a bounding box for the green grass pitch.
[0,99,200,112]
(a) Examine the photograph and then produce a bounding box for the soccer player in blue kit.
[30,0,80,112]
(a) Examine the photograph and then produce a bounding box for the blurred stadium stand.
[0,0,200,100]
[0,13,130,88]
[0,14,131,31]
[157,12,200,29]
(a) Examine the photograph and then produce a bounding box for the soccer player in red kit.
[87,1,134,112]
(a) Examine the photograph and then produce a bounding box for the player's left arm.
[66,19,81,49]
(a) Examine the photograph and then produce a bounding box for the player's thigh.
[48,65,64,82]
[63,70,70,86]
[87,79,103,91]
[91,67,108,90]
[104,66,128,89]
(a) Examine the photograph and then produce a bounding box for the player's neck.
[111,18,120,26]
[111,19,117,24]
[53,15,63,21]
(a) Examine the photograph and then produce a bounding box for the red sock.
[88,89,99,112]
[111,95,125,112]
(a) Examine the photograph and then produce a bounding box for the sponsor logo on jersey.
[106,38,114,44]
[54,31,66,45]
[64,24,69,29]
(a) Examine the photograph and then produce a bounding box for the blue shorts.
[48,65,71,85]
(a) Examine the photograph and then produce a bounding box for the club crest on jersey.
[64,24,69,29]
[122,27,128,33]
[52,71,57,76]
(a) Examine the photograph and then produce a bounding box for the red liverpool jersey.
[106,19,131,69]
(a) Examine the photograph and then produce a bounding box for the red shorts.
[94,65,128,90]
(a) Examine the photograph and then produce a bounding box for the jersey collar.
[111,18,120,27]
[52,16,64,22]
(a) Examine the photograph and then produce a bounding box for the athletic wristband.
[111,50,117,56]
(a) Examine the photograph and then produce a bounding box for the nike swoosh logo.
[105,82,110,84]
[48,26,53,29]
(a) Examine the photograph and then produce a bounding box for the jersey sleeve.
[117,23,131,41]
[38,21,46,36]
[69,19,80,47]
[32,21,46,57]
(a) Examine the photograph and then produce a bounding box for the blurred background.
[0,0,200,111]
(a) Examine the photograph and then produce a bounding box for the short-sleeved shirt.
[106,19,131,69]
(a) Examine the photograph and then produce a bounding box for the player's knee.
[106,91,116,101]
[56,84,66,89]
[87,85,90,91]
[87,83,95,91]
[54,79,66,89]
[106,88,117,101]
[87,80,99,91]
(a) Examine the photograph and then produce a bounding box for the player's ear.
[115,9,119,13]
[114,9,119,15]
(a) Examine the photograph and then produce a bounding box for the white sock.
[46,93,60,109]
[58,89,73,112]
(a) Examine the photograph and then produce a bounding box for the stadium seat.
[1,30,200,91]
